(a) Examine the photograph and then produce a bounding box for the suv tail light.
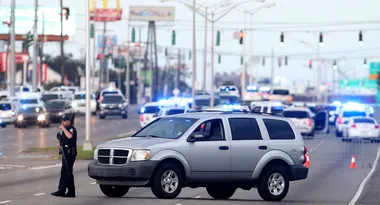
[99,96,103,103]
[303,146,308,164]
[375,125,379,129]
[351,124,357,128]
[337,117,343,124]
[308,118,312,126]
[140,114,144,122]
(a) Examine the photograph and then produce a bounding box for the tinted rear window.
[0,103,11,110]
[143,106,161,114]
[42,94,59,101]
[343,111,366,118]
[354,118,375,124]
[20,99,38,104]
[103,95,123,103]
[102,91,118,96]
[263,119,295,140]
[167,109,185,115]
[229,118,262,140]
[273,90,289,95]
[283,111,309,118]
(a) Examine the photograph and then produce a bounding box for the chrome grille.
[97,148,130,165]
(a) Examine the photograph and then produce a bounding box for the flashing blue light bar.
[140,107,145,113]
[222,104,241,110]
[272,102,282,106]
[333,101,342,106]
[343,102,366,111]
[259,87,270,92]
[369,106,374,114]
[22,104,27,109]
[247,85,257,90]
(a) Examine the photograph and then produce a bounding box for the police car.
[138,102,163,128]
[342,117,380,141]
[242,85,263,103]
[335,103,371,137]
[268,88,292,105]
[251,102,289,115]
[0,101,16,128]
[71,91,97,115]
[218,85,240,98]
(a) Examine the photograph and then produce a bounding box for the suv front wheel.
[257,166,289,201]
[206,185,236,199]
[151,163,183,199]
[99,185,129,197]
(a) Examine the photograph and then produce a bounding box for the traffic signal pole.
[60,0,65,85]
[32,0,38,91]
[241,14,246,95]
[202,7,208,95]
[210,12,215,108]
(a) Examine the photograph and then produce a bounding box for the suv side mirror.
[188,132,204,142]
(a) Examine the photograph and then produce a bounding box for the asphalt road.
[0,104,141,159]
[0,129,379,205]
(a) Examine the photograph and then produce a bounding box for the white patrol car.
[71,91,97,115]
[335,103,371,137]
[269,88,292,105]
[49,86,74,100]
[138,102,163,128]
[151,107,188,121]
[218,85,240,98]
[283,107,315,136]
[251,102,289,115]
[242,85,263,102]
[0,101,16,127]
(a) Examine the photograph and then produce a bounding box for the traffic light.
[359,31,363,46]
[216,30,220,46]
[239,30,244,45]
[364,58,367,68]
[171,30,176,46]
[62,7,70,20]
[284,56,288,66]
[218,54,221,64]
[319,32,324,47]
[240,56,243,65]
[278,58,281,67]
[97,53,103,60]
[131,27,136,43]
[23,31,33,52]
[262,57,265,66]
[308,60,312,69]
[280,32,284,46]
[333,60,338,70]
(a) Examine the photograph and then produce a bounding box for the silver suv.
[88,111,309,201]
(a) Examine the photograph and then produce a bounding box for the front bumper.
[348,130,380,139]
[88,160,158,186]
[100,109,128,116]
[0,118,14,124]
[15,119,48,126]
[290,165,308,181]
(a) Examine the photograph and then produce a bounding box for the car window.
[229,118,262,140]
[328,106,337,111]
[167,109,185,115]
[142,106,161,114]
[192,119,225,141]
[253,106,261,113]
[45,101,66,109]
[156,109,164,116]
[42,94,59,101]
[102,91,118,96]
[134,117,198,139]
[343,111,366,118]
[272,89,289,95]
[20,99,38,104]
[20,107,44,113]
[263,119,295,140]
[263,106,268,113]
[102,95,123,103]
[354,118,375,124]
[0,103,12,110]
[23,87,30,92]
[283,111,309,118]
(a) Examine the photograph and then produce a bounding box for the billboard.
[129,6,175,21]
[0,6,76,36]
[98,35,117,55]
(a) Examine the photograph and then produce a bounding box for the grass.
[26,146,95,160]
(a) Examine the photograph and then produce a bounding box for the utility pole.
[191,0,197,109]
[126,20,130,100]
[60,0,65,85]
[137,26,142,103]
[32,0,38,91]
[241,13,246,95]
[202,7,208,95]
[92,6,97,91]
[39,14,45,86]
[83,0,93,151]
[99,22,107,89]
[10,0,15,97]
[175,48,180,89]
[210,12,215,108]
[270,48,274,89]
[249,13,253,85]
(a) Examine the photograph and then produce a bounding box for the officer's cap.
[61,115,71,122]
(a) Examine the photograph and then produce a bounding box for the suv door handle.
[258,145,267,150]
[219,146,229,150]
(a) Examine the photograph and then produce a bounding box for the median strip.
[25,146,95,161]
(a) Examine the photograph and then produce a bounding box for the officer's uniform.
[51,115,77,197]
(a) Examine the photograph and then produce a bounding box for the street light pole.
[32,0,38,91]
[241,13,246,94]
[202,7,208,95]
[210,12,215,108]
[83,0,93,151]
[249,13,253,85]
[191,0,197,109]
[10,0,15,97]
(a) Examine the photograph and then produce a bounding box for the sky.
[1,0,380,91]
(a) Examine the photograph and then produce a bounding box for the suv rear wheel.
[206,185,236,199]
[151,163,183,199]
[257,166,289,201]
[99,185,129,197]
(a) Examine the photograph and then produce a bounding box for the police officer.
[51,115,77,197]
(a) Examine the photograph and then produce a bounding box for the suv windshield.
[0,103,11,110]
[74,94,85,100]
[103,95,123,103]
[20,99,38,104]
[343,111,366,118]
[283,111,309,118]
[42,94,59,101]
[134,117,198,139]
[45,101,66,109]
[20,107,43,113]
[273,89,289,95]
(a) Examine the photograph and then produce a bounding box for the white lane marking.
[90,182,96,184]
[0,165,26,168]
[348,146,380,205]
[28,164,61,170]
[309,139,325,153]
[194,195,202,199]
[34,193,46,196]
[0,201,12,204]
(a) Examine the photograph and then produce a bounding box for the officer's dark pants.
[58,154,76,193]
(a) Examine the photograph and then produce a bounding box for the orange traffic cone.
[350,155,356,169]
[304,154,310,168]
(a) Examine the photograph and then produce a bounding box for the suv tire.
[99,185,129,197]
[206,185,236,199]
[151,163,183,199]
[257,166,289,201]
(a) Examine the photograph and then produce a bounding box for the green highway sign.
[339,78,377,89]
[369,62,380,79]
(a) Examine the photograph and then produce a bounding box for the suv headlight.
[17,115,23,121]
[94,148,98,160]
[131,149,151,161]
[37,114,46,121]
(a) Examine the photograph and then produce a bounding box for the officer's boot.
[64,187,75,198]
[51,190,65,197]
